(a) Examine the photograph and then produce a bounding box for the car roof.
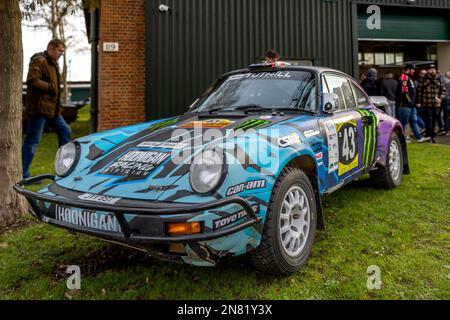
[222,65,350,78]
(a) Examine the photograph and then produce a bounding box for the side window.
[352,83,371,108]
[341,79,356,109]
[323,75,356,111]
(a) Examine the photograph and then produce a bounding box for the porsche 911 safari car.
[15,63,409,275]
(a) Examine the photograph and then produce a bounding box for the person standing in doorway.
[361,68,379,96]
[396,64,428,142]
[22,39,72,178]
[414,69,427,133]
[380,71,397,117]
[416,64,447,143]
[442,71,450,135]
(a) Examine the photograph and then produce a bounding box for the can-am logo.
[226,179,266,196]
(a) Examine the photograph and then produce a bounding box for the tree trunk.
[0,0,26,228]
[51,0,58,38]
[59,18,69,103]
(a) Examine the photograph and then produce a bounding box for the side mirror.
[322,93,340,114]
[370,96,389,109]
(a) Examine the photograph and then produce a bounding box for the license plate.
[54,205,122,233]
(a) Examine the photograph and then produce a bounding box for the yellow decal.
[336,119,359,176]
[179,119,235,129]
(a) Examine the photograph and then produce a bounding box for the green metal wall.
[357,2,450,41]
[355,0,450,8]
[145,0,450,120]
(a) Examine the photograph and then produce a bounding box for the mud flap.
[397,132,410,175]
[315,187,325,230]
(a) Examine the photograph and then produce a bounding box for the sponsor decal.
[315,152,323,162]
[234,119,271,131]
[213,204,259,230]
[260,115,272,120]
[303,129,320,138]
[322,120,339,173]
[278,133,301,148]
[227,72,292,81]
[137,141,188,149]
[78,193,121,205]
[336,119,359,176]
[356,109,377,168]
[311,142,322,153]
[100,150,170,179]
[148,118,180,131]
[358,97,368,104]
[147,186,177,192]
[179,119,235,129]
[55,205,122,233]
[226,179,266,196]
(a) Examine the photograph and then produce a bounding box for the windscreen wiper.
[230,104,272,113]
[197,103,228,114]
[201,104,315,114]
[202,104,268,114]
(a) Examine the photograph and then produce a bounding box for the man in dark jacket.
[396,64,428,142]
[361,68,378,96]
[380,72,397,117]
[442,71,450,135]
[416,64,447,143]
[22,39,72,178]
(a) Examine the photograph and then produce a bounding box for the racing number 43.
[337,120,359,176]
[341,126,356,163]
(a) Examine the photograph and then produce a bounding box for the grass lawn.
[0,106,449,299]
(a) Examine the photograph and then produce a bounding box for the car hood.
[55,112,314,201]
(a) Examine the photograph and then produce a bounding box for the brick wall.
[98,0,146,131]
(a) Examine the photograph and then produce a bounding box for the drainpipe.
[89,8,99,133]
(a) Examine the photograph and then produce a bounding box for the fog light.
[167,222,201,236]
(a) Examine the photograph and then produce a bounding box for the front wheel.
[249,167,317,275]
[370,132,403,189]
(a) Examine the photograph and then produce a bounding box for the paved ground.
[405,128,450,146]
[435,134,450,146]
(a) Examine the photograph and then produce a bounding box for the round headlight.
[54,142,78,177]
[189,149,225,194]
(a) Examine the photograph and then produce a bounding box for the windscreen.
[194,70,317,113]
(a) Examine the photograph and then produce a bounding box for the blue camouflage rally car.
[15,64,409,275]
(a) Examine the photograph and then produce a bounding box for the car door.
[320,73,365,190]
[351,80,378,170]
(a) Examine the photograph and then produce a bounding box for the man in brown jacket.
[416,64,447,143]
[22,39,72,178]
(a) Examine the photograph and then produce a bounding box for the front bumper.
[14,175,263,246]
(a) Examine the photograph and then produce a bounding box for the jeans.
[22,115,72,178]
[414,107,426,130]
[422,106,441,140]
[397,107,423,140]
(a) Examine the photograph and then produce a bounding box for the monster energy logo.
[149,118,179,131]
[357,110,377,168]
[234,119,271,131]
